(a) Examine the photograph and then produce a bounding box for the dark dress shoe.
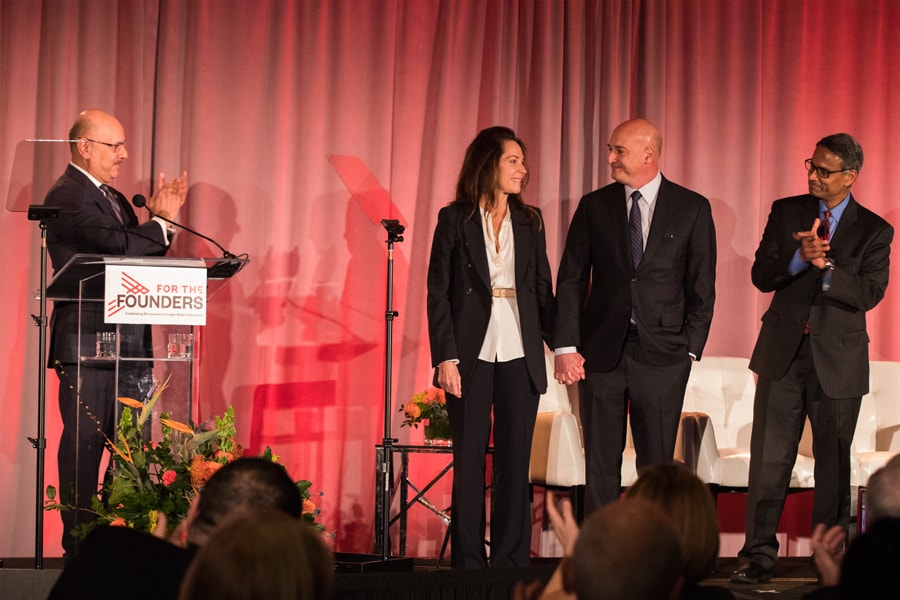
[730,562,773,584]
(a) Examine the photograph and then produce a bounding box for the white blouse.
[477,206,526,363]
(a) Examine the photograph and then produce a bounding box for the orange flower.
[110,517,127,527]
[423,388,444,404]
[303,498,317,516]
[214,450,234,463]
[190,457,223,488]
[160,418,194,435]
[404,402,422,419]
[118,397,144,409]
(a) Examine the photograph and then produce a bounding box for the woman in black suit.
[426,126,553,568]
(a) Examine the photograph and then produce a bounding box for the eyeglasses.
[84,138,127,152]
[805,158,848,179]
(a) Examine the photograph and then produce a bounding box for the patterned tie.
[101,184,124,223]
[629,190,644,268]
[822,210,832,242]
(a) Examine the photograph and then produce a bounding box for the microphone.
[133,194,237,259]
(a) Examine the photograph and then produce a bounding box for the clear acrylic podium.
[45,253,247,506]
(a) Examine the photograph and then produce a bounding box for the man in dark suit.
[44,108,187,559]
[732,133,893,584]
[553,118,716,514]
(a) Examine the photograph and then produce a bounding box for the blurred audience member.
[48,457,305,599]
[805,455,900,598]
[570,498,683,600]
[625,464,734,599]
[517,494,683,600]
[179,509,333,600]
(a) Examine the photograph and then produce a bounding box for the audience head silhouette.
[838,516,900,597]
[625,462,720,583]
[864,453,900,528]
[179,508,333,600]
[568,498,683,600]
[186,457,303,547]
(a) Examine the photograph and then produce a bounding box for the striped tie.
[101,184,124,223]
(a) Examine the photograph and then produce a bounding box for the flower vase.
[423,418,452,446]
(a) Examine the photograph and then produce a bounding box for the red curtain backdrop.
[2,0,898,557]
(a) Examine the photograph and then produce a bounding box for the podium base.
[333,552,415,573]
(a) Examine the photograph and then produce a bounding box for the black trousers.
[740,336,861,570]
[579,330,691,514]
[55,361,150,556]
[445,358,539,568]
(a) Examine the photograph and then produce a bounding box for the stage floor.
[0,556,823,600]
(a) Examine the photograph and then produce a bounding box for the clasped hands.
[793,217,829,270]
[147,171,188,221]
[554,352,585,385]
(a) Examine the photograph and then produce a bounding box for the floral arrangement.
[45,375,322,539]
[399,387,451,442]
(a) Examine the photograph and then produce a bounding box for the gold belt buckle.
[491,288,516,298]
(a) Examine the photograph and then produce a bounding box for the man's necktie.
[629,190,644,268]
[101,184,124,223]
[822,210,832,242]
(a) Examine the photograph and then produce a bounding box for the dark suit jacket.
[749,194,893,398]
[427,201,554,395]
[553,177,716,371]
[44,165,170,366]
[48,526,196,600]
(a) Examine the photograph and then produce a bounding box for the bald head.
[68,109,128,184]
[607,118,662,189]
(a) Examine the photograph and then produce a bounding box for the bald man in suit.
[45,109,186,559]
[553,118,717,514]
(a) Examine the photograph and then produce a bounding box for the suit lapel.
[511,205,533,286]
[603,184,630,268]
[825,195,859,268]
[463,211,491,288]
[829,194,858,247]
[68,165,125,222]
[641,178,674,266]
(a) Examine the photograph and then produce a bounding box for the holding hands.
[554,352,585,385]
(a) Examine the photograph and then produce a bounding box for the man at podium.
[43,109,187,561]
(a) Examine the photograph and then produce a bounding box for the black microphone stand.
[377,219,404,560]
[26,204,61,569]
[132,195,237,258]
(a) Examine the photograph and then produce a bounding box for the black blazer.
[426,201,554,395]
[749,194,893,398]
[553,177,716,371]
[44,165,170,366]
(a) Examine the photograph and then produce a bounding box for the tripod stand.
[26,204,61,569]
[376,218,403,560]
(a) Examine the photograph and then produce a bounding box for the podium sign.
[104,264,207,325]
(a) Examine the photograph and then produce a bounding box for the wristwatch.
[822,257,835,271]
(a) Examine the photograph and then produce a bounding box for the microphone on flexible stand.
[132,194,237,258]
[133,194,248,279]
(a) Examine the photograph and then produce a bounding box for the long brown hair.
[452,126,541,228]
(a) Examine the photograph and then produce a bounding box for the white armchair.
[529,354,585,490]
[682,356,815,490]
[851,360,900,488]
